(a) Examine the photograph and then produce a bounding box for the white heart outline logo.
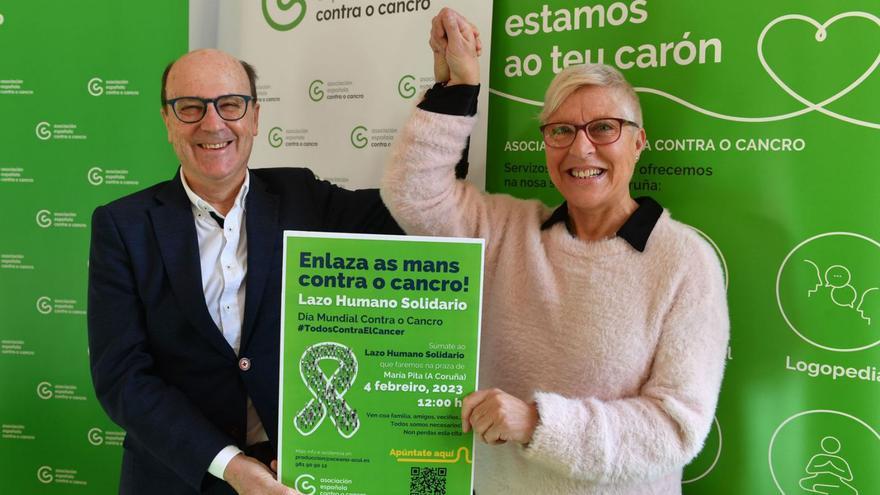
[758,12,880,129]
[489,11,880,129]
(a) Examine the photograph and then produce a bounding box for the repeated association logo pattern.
[87,77,104,96]
[308,80,324,102]
[35,210,52,228]
[86,427,125,447]
[36,381,53,399]
[87,427,104,446]
[350,125,368,149]
[87,167,104,185]
[36,296,53,314]
[398,74,416,99]
[269,127,284,148]
[4,3,182,493]
[35,121,51,140]
[37,466,53,484]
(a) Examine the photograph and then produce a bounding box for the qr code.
[409,466,447,495]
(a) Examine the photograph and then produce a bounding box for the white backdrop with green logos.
[194,0,493,190]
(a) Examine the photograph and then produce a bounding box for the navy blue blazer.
[87,168,402,494]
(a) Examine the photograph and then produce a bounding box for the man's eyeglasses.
[163,94,254,123]
[540,118,640,148]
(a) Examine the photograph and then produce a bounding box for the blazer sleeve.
[297,168,404,235]
[87,205,233,490]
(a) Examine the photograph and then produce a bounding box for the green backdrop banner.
[486,1,880,493]
[0,1,187,492]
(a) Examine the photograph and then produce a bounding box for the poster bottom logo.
[294,473,317,494]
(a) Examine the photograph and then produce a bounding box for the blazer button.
[239,357,251,371]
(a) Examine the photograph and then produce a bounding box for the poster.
[279,232,484,495]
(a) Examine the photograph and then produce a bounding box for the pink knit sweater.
[381,108,729,494]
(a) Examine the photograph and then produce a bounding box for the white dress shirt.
[179,170,268,479]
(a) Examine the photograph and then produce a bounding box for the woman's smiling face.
[544,85,646,214]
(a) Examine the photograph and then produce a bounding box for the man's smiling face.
[162,49,260,192]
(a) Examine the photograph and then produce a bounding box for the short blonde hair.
[539,64,642,126]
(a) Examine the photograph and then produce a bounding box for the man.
[87,49,401,494]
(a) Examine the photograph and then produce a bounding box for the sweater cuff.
[407,108,477,152]
[521,391,600,478]
[418,83,479,116]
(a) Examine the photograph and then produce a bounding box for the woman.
[381,9,729,494]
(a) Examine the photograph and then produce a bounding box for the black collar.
[540,196,663,252]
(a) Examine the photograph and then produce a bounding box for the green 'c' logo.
[87,167,104,186]
[309,80,324,102]
[263,0,307,31]
[87,77,104,96]
[398,75,416,99]
[268,127,284,148]
[350,126,368,149]
[37,466,54,483]
[35,121,52,140]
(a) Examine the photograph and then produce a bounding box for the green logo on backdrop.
[35,122,51,140]
[37,466,53,483]
[87,77,104,96]
[350,125,368,149]
[88,167,104,185]
[269,127,284,148]
[35,210,52,228]
[36,381,53,399]
[86,428,104,447]
[87,428,104,446]
[36,296,52,314]
[308,80,324,101]
[398,74,416,99]
[263,0,307,31]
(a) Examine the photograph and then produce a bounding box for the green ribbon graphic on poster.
[279,232,483,495]
[486,1,880,493]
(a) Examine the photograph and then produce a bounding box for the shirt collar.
[179,168,250,218]
[540,196,663,252]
